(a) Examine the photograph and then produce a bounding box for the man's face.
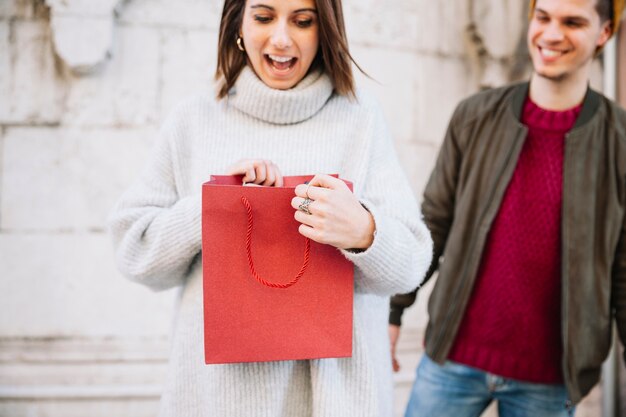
[527,0,611,83]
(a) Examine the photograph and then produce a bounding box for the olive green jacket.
[390,82,626,403]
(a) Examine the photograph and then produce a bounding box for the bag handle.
[240,196,311,289]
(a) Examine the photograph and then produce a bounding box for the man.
[390,0,626,416]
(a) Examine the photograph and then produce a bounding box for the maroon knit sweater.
[447,97,582,384]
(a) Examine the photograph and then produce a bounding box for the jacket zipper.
[561,132,573,400]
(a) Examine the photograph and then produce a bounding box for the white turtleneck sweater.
[109,67,432,417]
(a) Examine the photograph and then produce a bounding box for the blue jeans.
[404,355,575,417]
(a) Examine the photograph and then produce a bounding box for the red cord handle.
[240,196,310,289]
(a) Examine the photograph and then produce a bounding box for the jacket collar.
[511,81,601,129]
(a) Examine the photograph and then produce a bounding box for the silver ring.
[305,183,312,199]
[298,198,313,215]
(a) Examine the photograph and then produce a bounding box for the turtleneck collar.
[226,66,334,125]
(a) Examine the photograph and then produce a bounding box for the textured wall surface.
[0,0,608,416]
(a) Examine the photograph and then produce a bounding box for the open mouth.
[265,54,297,71]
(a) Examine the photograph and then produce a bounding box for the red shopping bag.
[201,175,354,364]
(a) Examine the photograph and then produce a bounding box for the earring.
[236,36,245,52]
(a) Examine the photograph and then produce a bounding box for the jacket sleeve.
[389,103,464,325]
[108,111,202,291]
[340,103,433,296]
[613,193,626,363]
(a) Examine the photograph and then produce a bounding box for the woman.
[109,0,432,416]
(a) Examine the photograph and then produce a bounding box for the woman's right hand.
[226,159,284,187]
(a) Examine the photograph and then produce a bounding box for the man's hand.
[389,324,401,372]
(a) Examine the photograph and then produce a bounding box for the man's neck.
[528,72,589,111]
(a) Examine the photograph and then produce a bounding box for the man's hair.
[215,0,361,99]
[596,0,613,23]
[529,0,624,35]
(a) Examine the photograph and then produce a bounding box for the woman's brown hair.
[215,0,363,99]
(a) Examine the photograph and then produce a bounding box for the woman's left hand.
[291,174,375,250]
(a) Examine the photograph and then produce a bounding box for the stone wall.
[0,1,607,416]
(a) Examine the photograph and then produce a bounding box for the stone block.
[61,26,159,127]
[45,0,120,16]
[344,0,419,51]
[413,0,470,57]
[478,57,517,89]
[0,339,168,399]
[414,55,477,148]
[436,0,471,56]
[0,0,15,18]
[351,46,418,145]
[50,13,115,75]
[0,0,49,19]
[0,128,3,225]
[0,399,160,417]
[44,0,123,75]
[119,0,222,30]
[160,28,217,119]
[590,58,604,92]
[0,233,177,337]
[1,126,156,231]
[395,142,438,202]
[473,0,527,59]
[0,20,67,125]
[0,21,9,120]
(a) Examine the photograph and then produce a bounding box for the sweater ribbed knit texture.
[448,97,581,384]
[108,67,433,417]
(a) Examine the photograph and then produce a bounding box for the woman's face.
[240,0,320,90]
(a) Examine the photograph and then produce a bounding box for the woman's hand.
[226,159,284,186]
[290,174,375,250]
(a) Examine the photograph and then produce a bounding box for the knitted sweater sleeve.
[341,102,433,296]
[108,110,202,291]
